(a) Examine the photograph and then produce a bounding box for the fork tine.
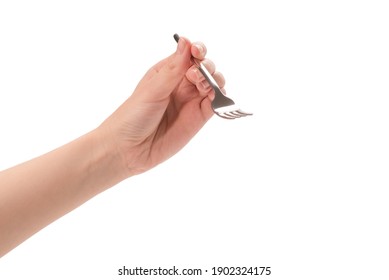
[216,111,237,119]
[235,109,253,116]
[225,111,242,118]
[215,109,253,119]
[229,111,245,117]
[229,110,253,118]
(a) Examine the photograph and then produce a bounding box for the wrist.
[87,127,131,190]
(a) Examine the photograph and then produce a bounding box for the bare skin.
[0,36,226,257]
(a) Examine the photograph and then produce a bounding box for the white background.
[1,0,388,279]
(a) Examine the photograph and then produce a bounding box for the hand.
[99,36,226,176]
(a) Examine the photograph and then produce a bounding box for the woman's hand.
[99,36,226,176]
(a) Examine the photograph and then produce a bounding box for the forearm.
[0,128,128,257]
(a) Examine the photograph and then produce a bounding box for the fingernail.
[196,44,204,55]
[200,80,210,89]
[177,38,186,54]
[194,68,202,79]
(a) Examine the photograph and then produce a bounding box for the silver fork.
[174,34,253,120]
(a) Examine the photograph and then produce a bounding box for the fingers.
[198,71,225,93]
[191,42,207,60]
[134,36,225,104]
[201,59,216,75]
[186,58,226,96]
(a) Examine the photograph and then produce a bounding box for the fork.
[174,34,253,119]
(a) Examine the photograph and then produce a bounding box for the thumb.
[135,37,192,102]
